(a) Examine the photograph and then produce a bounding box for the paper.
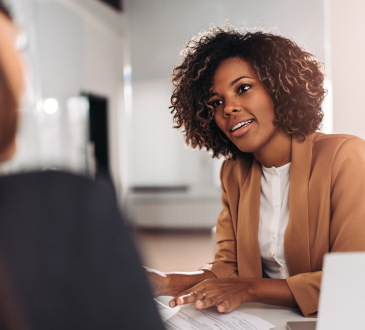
[159,304,274,330]
[155,298,171,311]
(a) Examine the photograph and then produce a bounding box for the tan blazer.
[201,133,365,317]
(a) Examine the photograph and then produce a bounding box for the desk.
[156,296,317,330]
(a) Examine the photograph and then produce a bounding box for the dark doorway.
[96,0,122,12]
[83,93,110,178]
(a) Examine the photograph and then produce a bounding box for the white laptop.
[317,252,365,329]
[288,252,365,330]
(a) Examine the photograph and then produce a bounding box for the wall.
[4,0,126,194]
[330,0,365,139]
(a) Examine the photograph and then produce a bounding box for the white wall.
[132,78,219,187]
[330,0,365,140]
[3,0,126,193]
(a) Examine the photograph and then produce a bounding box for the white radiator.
[126,191,222,229]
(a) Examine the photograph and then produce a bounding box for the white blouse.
[259,162,291,279]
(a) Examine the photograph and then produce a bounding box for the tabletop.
[155,296,317,330]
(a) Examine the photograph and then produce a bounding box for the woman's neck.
[253,130,292,168]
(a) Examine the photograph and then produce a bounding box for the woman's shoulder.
[313,132,364,142]
[312,132,365,169]
[313,132,365,154]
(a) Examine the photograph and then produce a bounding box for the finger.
[217,299,231,313]
[169,291,187,307]
[169,297,178,308]
[176,291,204,305]
[169,289,201,307]
[169,288,193,307]
[218,296,240,313]
[196,296,215,309]
[171,281,208,307]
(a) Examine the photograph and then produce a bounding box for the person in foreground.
[147,25,365,317]
[0,4,164,330]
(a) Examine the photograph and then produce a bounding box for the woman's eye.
[211,100,223,108]
[237,84,251,94]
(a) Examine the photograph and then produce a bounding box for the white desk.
[156,296,316,330]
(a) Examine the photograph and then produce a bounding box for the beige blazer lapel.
[285,135,313,276]
[236,158,262,278]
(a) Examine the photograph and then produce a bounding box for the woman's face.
[211,57,282,155]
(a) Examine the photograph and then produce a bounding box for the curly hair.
[170,25,326,159]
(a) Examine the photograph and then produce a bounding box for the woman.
[147,25,365,317]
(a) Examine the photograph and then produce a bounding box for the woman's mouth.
[230,119,254,138]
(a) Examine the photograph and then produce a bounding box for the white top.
[259,162,291,279]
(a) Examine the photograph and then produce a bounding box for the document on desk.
[159,304,274,330]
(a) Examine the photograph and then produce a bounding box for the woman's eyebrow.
[210,76,253,97]
[229,76,252,87]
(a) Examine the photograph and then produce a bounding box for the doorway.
[82,93,110,178]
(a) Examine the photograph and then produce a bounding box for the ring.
[201,290,206,300]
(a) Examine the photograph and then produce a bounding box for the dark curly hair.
[170,25,326,159]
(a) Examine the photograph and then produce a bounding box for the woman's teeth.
[231,119,254,132]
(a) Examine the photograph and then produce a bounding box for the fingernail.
[219,305,225,312]
[170,301,176,307]
[196,300,202,308]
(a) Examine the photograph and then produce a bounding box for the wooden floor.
[135,230,214,272]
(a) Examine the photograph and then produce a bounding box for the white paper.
[159,304,274,330]
[155,299,172,311]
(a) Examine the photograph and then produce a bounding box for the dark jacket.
[0,171,164,330]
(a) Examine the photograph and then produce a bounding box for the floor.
[135,230,214,272]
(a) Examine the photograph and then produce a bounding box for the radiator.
[126,191,222,229]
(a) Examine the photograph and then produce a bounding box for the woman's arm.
[145,268,216,300]
[145,162,237,304]
[170,277,298,313]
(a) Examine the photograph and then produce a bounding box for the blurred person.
[0,3,164,330]
[147,25,365,317]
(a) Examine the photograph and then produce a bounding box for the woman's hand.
[169,278,253,313]
[144,267,217,299]
[169,278,298,312]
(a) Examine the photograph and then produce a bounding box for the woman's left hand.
[169,278,255,313]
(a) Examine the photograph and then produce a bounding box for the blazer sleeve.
[200,160,239,278]
[286,137,365,317]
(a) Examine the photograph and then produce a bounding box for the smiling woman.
[211,57,290,167]
[146,25,365,318]
[170,26,325,160]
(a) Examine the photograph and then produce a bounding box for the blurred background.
[3,0,362,272]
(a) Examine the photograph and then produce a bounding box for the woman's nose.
[223,100,241,117]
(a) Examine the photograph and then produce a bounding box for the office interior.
[3,0,363,272]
